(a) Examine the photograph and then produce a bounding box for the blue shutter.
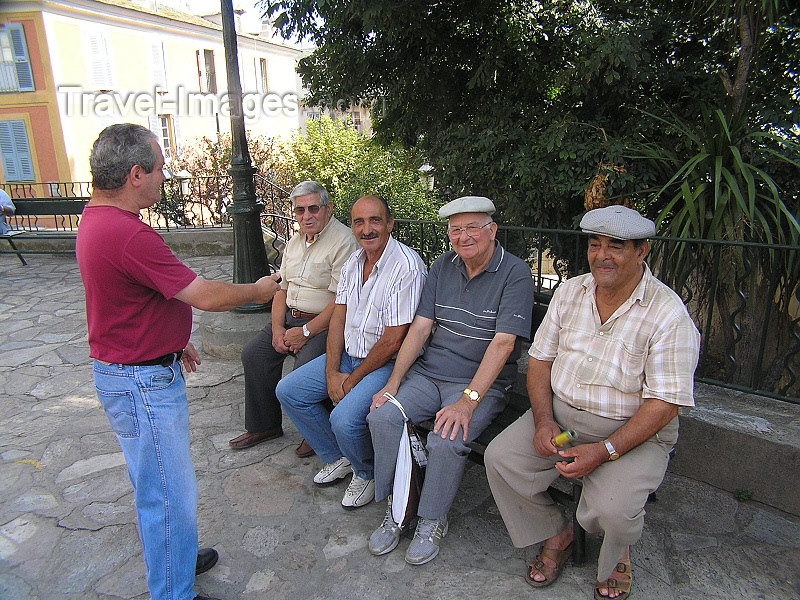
[8,24,34,92]
[0,120,35,182]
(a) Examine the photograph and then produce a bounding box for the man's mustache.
[360,233,379,240]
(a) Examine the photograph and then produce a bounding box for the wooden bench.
[1,198,88,265]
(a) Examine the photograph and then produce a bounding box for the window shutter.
[173,115,182,156]
[0,120,35,181]
[87,31,113,90]
[8,24,34,91]
[151,41,167,90]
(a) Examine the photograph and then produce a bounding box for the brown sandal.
[594,559,632,599]
[525,542,573,588]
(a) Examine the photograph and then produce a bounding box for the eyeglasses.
[446,222,493,239]
[162,168,173,179]
[293,204,323,216]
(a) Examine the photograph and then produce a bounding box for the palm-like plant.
[634,104,800,395]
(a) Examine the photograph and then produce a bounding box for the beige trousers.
[484,398,677,581]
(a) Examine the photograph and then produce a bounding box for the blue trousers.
[276,352,394,479]
[93,358,198,600]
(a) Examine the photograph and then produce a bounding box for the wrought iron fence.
[1,181,92,199]
[4,178,797,402]
[2,176,294,234]
[394,220,799,404]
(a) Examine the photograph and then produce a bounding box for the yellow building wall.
[40,3,302,182]
[0,11,71,189]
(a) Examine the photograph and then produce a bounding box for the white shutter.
[173,115,182,156]
[196,49,207,92]
[147,115,161,138]
[151,41,167,90]
[87,31,113,90]
[8,24,33,91]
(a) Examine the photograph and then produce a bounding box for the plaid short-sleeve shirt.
[529,264,700,419]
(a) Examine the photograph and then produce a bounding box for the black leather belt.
[290,309,318,319]
[128,351,183,367]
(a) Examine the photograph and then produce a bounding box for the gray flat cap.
[438,196,496,218]
[580,205,655,240]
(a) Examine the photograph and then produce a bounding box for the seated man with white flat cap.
[368,196,534,566]
[484,205,700,600]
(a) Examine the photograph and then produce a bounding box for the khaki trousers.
[484,398,677,581]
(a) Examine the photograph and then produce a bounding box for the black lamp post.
[220,0,271,313]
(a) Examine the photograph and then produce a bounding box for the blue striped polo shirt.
[412,241,534,387]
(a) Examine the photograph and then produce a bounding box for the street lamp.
[220,0,271,313]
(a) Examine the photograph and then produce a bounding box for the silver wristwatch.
[302,324,311,338]
[603,438,620,461]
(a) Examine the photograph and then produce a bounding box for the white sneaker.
[313,457,352,486]
[341,475,375,510]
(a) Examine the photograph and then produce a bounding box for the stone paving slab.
[1,255,800,599]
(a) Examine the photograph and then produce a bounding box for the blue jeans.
[93,359,198,600]
[276,352,394,480]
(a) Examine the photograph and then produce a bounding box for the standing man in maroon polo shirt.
[77,123,280,600]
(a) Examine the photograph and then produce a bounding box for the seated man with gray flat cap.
[368,196,534,566]
[485,205,700,600]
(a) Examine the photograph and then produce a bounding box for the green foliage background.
[289,117,438,220]
[170,119,438,221]
[264,0,799,232]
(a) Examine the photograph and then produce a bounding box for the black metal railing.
[1,181,92,199]
[394,220,800,404]
[5,179,798,402]
[2,176,294,234]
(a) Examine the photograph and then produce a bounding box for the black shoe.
[193,596,221,600]
[196,547,219,575]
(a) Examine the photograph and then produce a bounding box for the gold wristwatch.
[464,388,482,404]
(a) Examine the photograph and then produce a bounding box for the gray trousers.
[484,397,677,582]
[367,370,507,519]
[241,314,327,433]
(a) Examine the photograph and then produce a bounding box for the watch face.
[469,390,479,400]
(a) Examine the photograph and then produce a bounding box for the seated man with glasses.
[368,196,534,565]
[230,180,358,450]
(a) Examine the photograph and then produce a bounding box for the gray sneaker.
[405,515,448,565]
[369,497,404,556]
[313,457,352,486]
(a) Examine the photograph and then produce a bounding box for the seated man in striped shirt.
[368,196,534,566]
[276,195,427,510]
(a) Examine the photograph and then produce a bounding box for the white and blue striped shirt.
[335,236,427,359]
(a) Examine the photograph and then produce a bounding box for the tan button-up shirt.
[280,216,358,315]
[530,264,700,419]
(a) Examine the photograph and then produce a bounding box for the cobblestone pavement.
[1,254,799,599]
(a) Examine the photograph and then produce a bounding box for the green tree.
[263,0,798,228]
[289,116,437,220]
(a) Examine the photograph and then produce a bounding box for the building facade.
[0,0,304,188]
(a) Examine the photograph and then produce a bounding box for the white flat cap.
[580,205,655,240]
[438,196,496,218]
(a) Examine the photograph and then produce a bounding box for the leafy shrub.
[289,117,438,220]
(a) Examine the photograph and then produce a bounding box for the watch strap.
[603,438,619,460]
[463,388,482,403]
